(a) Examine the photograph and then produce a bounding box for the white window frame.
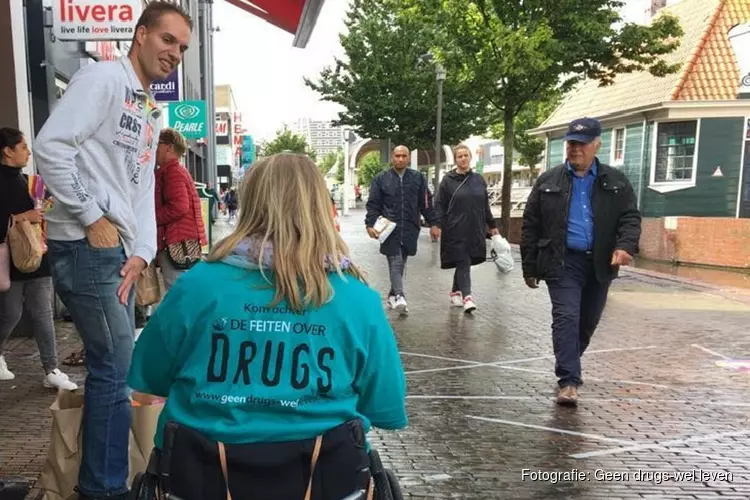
[648,119,701,194]
[610,127,626,166]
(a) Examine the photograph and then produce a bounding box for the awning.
[223,0,326,48]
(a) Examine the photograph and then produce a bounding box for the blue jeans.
[47,239,135,497]
[546,250,610,388]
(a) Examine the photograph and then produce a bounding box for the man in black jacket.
[365,145,440,314]
[521,118,641,405]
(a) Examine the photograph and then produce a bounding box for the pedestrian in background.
[0,127,77,390]
[155,128,207,291]
[435,144,499,313]
[521,117,641,406]
[365,145,440,314]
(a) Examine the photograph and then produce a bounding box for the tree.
[490,92,562,181]
[402,0,682,236]
[357,151,388,187]
[304,0,492,152]
[260,126,317,161]
[318,148,341,176]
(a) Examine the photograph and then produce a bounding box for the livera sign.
[53,0,141,41]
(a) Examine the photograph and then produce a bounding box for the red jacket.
[155,158,208,252]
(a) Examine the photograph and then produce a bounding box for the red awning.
[223,0,325,48]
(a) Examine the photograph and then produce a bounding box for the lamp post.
[342,130,356,216]
[434,63,446,191]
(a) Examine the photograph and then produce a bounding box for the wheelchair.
[130,421,403,500]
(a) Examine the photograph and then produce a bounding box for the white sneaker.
[394,295,408,314]
[450,292,463,307]
[463,295,477,313]
[0,355,15,381]
[44,369,78,391]
[387,295,397,309]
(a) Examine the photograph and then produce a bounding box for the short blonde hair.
[208,153,365,311]
[159,128,187,157]
[453,143,471,158]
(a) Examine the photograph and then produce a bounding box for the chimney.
[650,0,667,16]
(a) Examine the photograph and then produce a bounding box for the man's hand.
[366,227,379,239]
[489,227,500,237]
[611,249,633,267]
[118,256,147,305]
[86,217,120,249]
[525,277,540,289]
[15,209,44,224]
[429,226,441,241]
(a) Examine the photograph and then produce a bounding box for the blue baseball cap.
[563,118,601,144]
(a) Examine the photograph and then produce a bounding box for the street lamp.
[434,62,446,191]
[419,53,447,191]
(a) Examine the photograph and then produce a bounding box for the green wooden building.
[531,0,750,219]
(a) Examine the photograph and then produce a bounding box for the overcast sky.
[213,0,666,142]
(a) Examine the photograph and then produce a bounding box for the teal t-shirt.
[127,260,408,449]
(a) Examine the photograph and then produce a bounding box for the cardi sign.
[53,0,141,41]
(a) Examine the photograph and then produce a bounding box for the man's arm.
[614,181,642,256]
[364,175,383,228]
[34,64,117,228]
[419,174,439,226]
[520,180,543,279]
[133,154,158,264]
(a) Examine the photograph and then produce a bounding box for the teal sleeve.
[127,290,185,397]
[354,302,408,430]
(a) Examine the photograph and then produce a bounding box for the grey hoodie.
[34,57,162,264]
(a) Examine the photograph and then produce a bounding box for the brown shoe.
[556,385,579,406]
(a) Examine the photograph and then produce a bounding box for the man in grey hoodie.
[33,2,193,498]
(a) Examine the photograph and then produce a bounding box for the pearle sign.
[53,0,140,41]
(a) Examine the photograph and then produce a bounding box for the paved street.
[2,211,750,499]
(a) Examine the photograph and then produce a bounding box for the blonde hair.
[453,144,472,158]
[208,153,365,312]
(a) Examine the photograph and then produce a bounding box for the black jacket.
[0,165,51,281]
[520,161,641,283]
[435,169,497,269]
[365,167,438,257]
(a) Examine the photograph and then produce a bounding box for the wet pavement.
[2,212,750,499]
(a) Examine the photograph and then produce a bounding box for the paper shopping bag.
[135,262,162,307]
[128,392,165,484]
[38,390,84,500]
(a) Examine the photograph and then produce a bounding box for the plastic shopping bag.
[373,216,396,244]
[490,234,514,273]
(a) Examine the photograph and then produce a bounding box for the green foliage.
[357,151,389,187]
[401,0,683,235]
[318,148,342,176]
[304,0,492,151]
[260,126,317,162]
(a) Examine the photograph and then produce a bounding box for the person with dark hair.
[0,128,77,390]
[155,128,207,291]
[33,2,193,498]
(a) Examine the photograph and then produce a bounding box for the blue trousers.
[48,239,135,497]
[546,250,610,388]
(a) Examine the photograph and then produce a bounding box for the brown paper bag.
[128,392,165,484]
[38,391,165,499]
[136,262,161,307]
[8,217,44,273]
[38,390,84,500]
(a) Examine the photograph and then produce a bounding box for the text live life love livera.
[56,0,136,37]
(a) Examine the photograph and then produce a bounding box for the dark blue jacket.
[365,168,438,257]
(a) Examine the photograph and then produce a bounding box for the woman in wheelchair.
[127,154,408,500]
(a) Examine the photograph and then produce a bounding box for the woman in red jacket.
[155,128,208,291]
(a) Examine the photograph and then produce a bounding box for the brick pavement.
[2,212,750,499]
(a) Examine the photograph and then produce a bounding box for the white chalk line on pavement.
[691,344,730,359]
[400,351,481,365]
[408,395,535,400]
[413,395,750,408]
[467,416,750,467]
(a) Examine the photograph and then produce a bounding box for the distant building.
[292,118,344,156]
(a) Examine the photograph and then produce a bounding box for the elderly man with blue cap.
[520,117,641,405]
